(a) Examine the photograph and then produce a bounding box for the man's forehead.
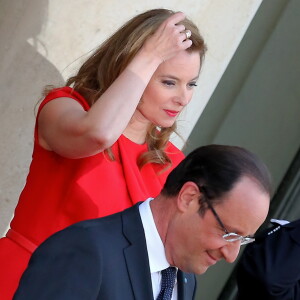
[214,177,270,234]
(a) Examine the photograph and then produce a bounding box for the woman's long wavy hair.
[66,8,207,168]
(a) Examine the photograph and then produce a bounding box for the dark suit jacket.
[236,219,300,300]
[13,204,196,300]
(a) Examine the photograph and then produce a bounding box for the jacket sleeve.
[236,221,300,300]
[13,226,103,300]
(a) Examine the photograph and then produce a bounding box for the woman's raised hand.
[142,12,192,63]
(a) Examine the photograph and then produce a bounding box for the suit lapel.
[177,270,197,300]
[122,204,154,300]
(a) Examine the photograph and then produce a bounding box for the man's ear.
[177,182,201,213]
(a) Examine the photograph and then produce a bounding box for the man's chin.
[194,265,209,275]
[183,264,209,275]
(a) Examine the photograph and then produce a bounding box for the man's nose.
[220,241,241,263]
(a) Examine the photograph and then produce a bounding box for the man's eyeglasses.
[207,201,255,245]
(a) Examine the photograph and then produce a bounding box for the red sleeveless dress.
[0,87,184,299]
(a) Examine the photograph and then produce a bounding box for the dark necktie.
[157,267,177,300]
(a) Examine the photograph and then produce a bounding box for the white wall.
[0,0,262,235]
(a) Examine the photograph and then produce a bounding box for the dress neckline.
[121,134,147,146]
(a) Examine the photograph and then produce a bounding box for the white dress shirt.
[139,198,178,300]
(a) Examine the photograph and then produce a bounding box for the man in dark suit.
[236,218,300,300]
[13,145,272,300]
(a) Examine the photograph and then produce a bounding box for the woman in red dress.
[0,8,206,299]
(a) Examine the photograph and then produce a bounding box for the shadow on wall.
[0,0,64,235]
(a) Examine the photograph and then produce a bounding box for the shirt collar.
[139,198,170,273]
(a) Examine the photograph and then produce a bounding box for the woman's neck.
[123,120,149,144]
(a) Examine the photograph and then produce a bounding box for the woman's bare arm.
[38,12,192,158]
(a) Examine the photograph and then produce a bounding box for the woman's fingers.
[165,11,186,27]
[144,12,192,62]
